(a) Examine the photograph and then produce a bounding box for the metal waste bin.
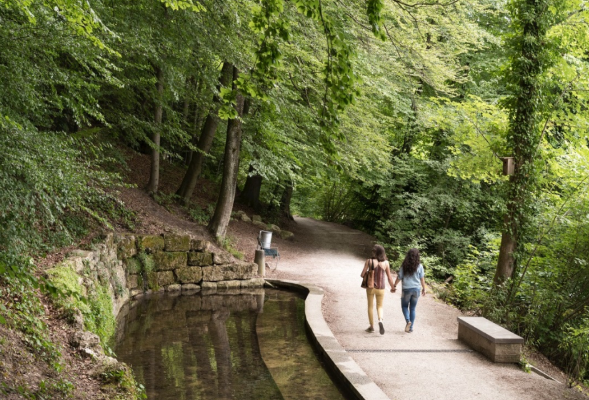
[258,230,272,249]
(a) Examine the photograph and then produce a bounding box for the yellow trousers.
[366,288,385,326]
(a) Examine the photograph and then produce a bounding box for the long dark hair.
[401,248,420,276]
[371,245,387,262]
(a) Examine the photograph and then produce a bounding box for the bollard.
[255,249,265,277]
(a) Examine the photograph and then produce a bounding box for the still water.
[114,289,345,400]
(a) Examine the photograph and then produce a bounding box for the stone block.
[167,284,181,292]
[240,213,251,222]
[61,257,85,274]
[280,230,294,240]
[126,274,139,289]
[188,251,213,266]
[252,214,262,223]
[253,220,267,229]
[190,239,211,252]
[70,249,94,258]
[201,281,217,293]
[268,224,281,233]
[164,234,190,252]
[202,262,256,282]
[153,252,187,271]
[213,252,232,265]
[217,280,241,290]
[131,289,143,298]
[137,235,165,253]
[241,278,266,288]
[175,267,203,284]
[181,284,201,293]
[457,317,523,363]
[156,271,175,287]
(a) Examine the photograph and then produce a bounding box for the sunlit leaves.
[160,0,205,12]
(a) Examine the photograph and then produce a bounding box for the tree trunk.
[494,0,550,285]
[176,62,233,204]
[494,213,516,284]
[146,65,164,195]
[208,66,245,239]
[239,164,263,211]
[279,182,294,221]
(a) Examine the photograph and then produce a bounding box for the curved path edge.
[265,279,389,400]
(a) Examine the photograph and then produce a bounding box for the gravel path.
[267,217,583,400]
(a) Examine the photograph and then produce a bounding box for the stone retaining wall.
[117,233,263,302]
[56,232,262,319]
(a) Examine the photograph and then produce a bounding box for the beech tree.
[208,66,246,238]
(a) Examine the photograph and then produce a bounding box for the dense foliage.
[1,0,588,387]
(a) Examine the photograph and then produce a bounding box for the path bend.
[268,217,582,400]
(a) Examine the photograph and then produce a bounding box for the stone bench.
[458,317,524,363]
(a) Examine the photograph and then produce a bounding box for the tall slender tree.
[146,65,165,194]
[176,62,234,204]
[208,65,246,238]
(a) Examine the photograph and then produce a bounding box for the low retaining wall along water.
[45,232,263,383]
[56,232,263,320]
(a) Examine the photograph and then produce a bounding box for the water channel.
[114,288,345,399]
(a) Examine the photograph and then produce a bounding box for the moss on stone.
[175,267,203,283]
[137,235,164,253]
[156,271,175,286]
[125,258,141,274]
[117,236,137,259]
[164,234,190,252]
[146,272,159,291]
[46,264,115,348]
[187,252,213,266]
[153,251,187,271]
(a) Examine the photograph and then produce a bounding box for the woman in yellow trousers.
[360,245,395,334]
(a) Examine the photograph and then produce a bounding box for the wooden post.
[255,249,265,277]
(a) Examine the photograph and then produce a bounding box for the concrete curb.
[530,365,562,383]
[266,279,389,400]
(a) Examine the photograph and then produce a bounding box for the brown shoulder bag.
[361,259,375,289]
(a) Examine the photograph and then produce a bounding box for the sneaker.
[408,329,413,333]
[379,321,385,335]
[365,327,374,333]
[405,321,412,333]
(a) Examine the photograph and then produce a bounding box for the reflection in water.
[115,289,344,400]
[257,291,344,400]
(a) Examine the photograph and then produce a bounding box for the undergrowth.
[0,254,68,398]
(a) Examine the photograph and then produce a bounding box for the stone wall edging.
[56,232,264,320]
[265,279,390,400]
